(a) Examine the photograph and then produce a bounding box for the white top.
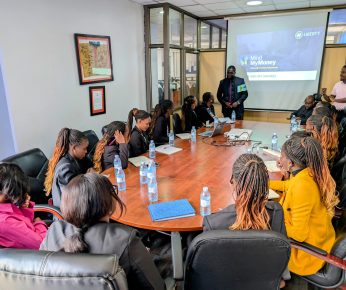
[332,81,346,111]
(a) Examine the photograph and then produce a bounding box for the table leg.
[171,231,184,280]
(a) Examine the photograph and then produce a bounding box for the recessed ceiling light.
[201,26,207,29]
[159,10,164,14]
[246,1,263,6]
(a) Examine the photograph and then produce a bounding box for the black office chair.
[173,113,183,134]
[183,230,290,290]
[1,148,49,204]
[290,235,346,289]
[0,249,127,290]
[83,130,99,161]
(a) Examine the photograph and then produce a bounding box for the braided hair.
[230,154,270,230]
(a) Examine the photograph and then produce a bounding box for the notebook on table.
[155,145,182,155]
[264,161,281,172]
[128,156,151,167]
[269,189,280,199]
[148,199,196,221]
[176,133,191,140]
[263,148,281,158]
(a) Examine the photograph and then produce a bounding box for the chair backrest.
[0,249,128,290]
[304,234,346,288]
[83,130,99,160]
[184,230,290,290]
[173,113,183,134]
[1,148,49,204]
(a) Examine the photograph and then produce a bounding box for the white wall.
[0,0,146,157]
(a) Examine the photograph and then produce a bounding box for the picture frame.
[89,86,106,116]
[74,33,114,85]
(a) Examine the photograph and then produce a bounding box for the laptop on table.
[199,122,225,138]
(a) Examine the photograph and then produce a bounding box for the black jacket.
[183,108,202,132]
[129,126,149,157]
[291,105,314,125]
[217,76,248,113]
[152,115,169,145]
[196,103,215,124]
[203,201,286,236]
[52,154,89,207]
[40,221,165,290]
[102,143,129,170]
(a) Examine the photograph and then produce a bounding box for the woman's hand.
[277,160,290,180]
[114,130,125,144]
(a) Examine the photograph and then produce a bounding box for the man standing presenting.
[323,65,346,121]
[217,65,248,120]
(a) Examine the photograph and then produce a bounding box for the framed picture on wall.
[89,86,106,116]
[74,33,114,85]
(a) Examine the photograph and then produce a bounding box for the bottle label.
[147,173,154,179]
[117,177,125,183]
[140,171,147,176]
[200,199,210,207]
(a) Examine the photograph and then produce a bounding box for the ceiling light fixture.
[159,10,164,14]
[246,1,263,6]
[201,26,207,29]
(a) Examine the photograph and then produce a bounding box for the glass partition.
[184,15,197,48]
[169,49,181,108]
[326,9,346,44]
[170,9,181,45]
[185,53,197,98]
[221,30,227,48]
[151,48,164,106]
[150,8,164,44]
[212,26,220,48]
[200,23,210,49]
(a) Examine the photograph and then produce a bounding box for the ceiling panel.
[131,0,346,17]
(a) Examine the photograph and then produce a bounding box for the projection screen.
[226,10,329,110]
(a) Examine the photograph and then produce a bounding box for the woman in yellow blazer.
[270,135,339,276]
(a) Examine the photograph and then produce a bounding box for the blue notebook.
[148,199,196,221]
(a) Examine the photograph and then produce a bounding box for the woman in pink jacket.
[0,163,47,249]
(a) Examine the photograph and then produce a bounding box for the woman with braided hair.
[270,135,339,276]
[306,114,339,168]
[44,128,91,207]
[40,173,165,290]
[203,153,285,233]
[93,121,128,173]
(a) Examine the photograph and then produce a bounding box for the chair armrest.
[34,204,63,220]
[290,239,346,271]
[290,239,328,256]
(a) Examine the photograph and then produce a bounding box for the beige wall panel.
[320,47,346,94]
[199,51,226,102]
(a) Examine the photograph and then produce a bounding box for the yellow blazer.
[270,168,335,276]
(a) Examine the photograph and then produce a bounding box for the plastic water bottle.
[213,117,219,128]
[231,110,236,123]
[139,162,147,185]
[271,133,278,151]
[113,155,122,176]
[169,130,174,146]
[147,160,156,180]
[148,177,158,202]
[290,115,298,133]
[149,140,156,159]
[191,126,196,143]
[116,168,126,192]
[200,186,211,216]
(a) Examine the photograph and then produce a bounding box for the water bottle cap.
[203,186,208,192]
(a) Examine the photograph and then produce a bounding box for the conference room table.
[104,120,292,278]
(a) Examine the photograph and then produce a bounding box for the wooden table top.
[105,120,291,232]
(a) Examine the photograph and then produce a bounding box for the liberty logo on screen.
[295,30,321,40]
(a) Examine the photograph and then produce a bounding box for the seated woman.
[44,128,92,207]
[40,173,165,290]
[0,163,47,249]
[93,121,128,173]
[306,114,338,168]
[203,153,286,234]
[196,92,216,125]
[270,135,339,276]
[181,95,203,132]
[150,100,174,145]
[127,108,151,157]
